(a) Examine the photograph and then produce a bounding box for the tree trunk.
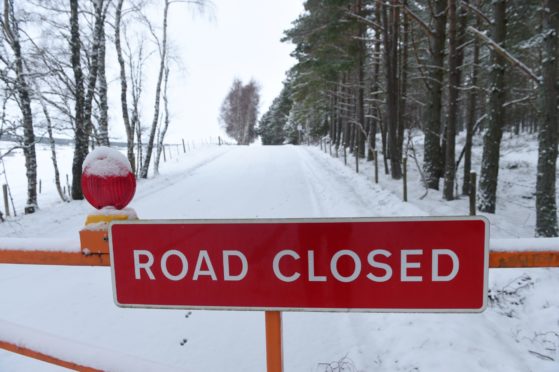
[535,0,559,236]
[97,4,110,147]
[3,0,38,213]
[423,0,447,189]
[70,0,105,200]
[397,0,409,160]
[478,0,507,213]
[70,0,86,200]
[154,67,171,175]
[41,103,68,202]
[382,0,402,179]
[370,7,381,160]
[356,0,366,159]
[141,0,169,178]
[115,0,136,173]
[443,0,459,200]
[463,0,480,196]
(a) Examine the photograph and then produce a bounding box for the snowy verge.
[0,319,186,372]
[491,238,559,252]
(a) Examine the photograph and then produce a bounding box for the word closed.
[109,218,488,312]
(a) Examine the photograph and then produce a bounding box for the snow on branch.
[461,1,492,25]
[403,5,433,37]
[467,26,541,84]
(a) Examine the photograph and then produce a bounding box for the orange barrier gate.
[1,243,558,371]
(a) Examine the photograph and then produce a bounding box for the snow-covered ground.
[0,138,558,371]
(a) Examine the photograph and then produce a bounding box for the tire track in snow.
[295,147,328,217]
[133,147,232,203]
[299,147,426,217]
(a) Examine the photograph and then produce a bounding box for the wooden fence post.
[182,139,186,153]
[329,141,332,156]
[163,145,167,162]
[344,146,347,165]
[3,184,9,217]
[470,171,477,216]
[66,174,71,197]
[374,150,379,184]
[403,156,408,202]
[355,146,359,173]
[39,180,42,194]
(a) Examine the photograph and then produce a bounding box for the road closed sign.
[109,217,489,312]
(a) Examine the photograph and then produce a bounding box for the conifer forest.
[258,0,559,237]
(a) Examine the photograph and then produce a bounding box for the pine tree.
[535,0,559,236]
[478,0,507,213]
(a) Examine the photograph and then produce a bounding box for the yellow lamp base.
[80,213,136,254]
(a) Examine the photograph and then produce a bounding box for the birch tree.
[1,0,38,213]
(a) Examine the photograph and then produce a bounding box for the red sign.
[109,217,488,312]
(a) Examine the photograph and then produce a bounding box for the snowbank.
[0,319,186,372]
[490,238,559,252]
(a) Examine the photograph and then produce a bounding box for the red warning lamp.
[82,172,136,210]
[81,147,136,210]
[79,147,138,255]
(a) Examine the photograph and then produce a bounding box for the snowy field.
[0,137,558,371]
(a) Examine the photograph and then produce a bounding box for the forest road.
[134,145,426,220]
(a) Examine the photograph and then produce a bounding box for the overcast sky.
[149,0,304,143]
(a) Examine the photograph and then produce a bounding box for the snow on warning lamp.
[79,147,138,254]
[81,146,136,210]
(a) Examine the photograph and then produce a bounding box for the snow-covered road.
[134,145,425,219]
[0,145,557,371]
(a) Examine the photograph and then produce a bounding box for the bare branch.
[467,26,540,84]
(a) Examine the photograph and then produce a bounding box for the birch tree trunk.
[115,0,136,172]
[3,0,38,213]
[97,3,110,147]
[42,103,68,203]
[70,0,87,200]
[70,0,104,199]
[154,66,170,175]
[140,0,169,178]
